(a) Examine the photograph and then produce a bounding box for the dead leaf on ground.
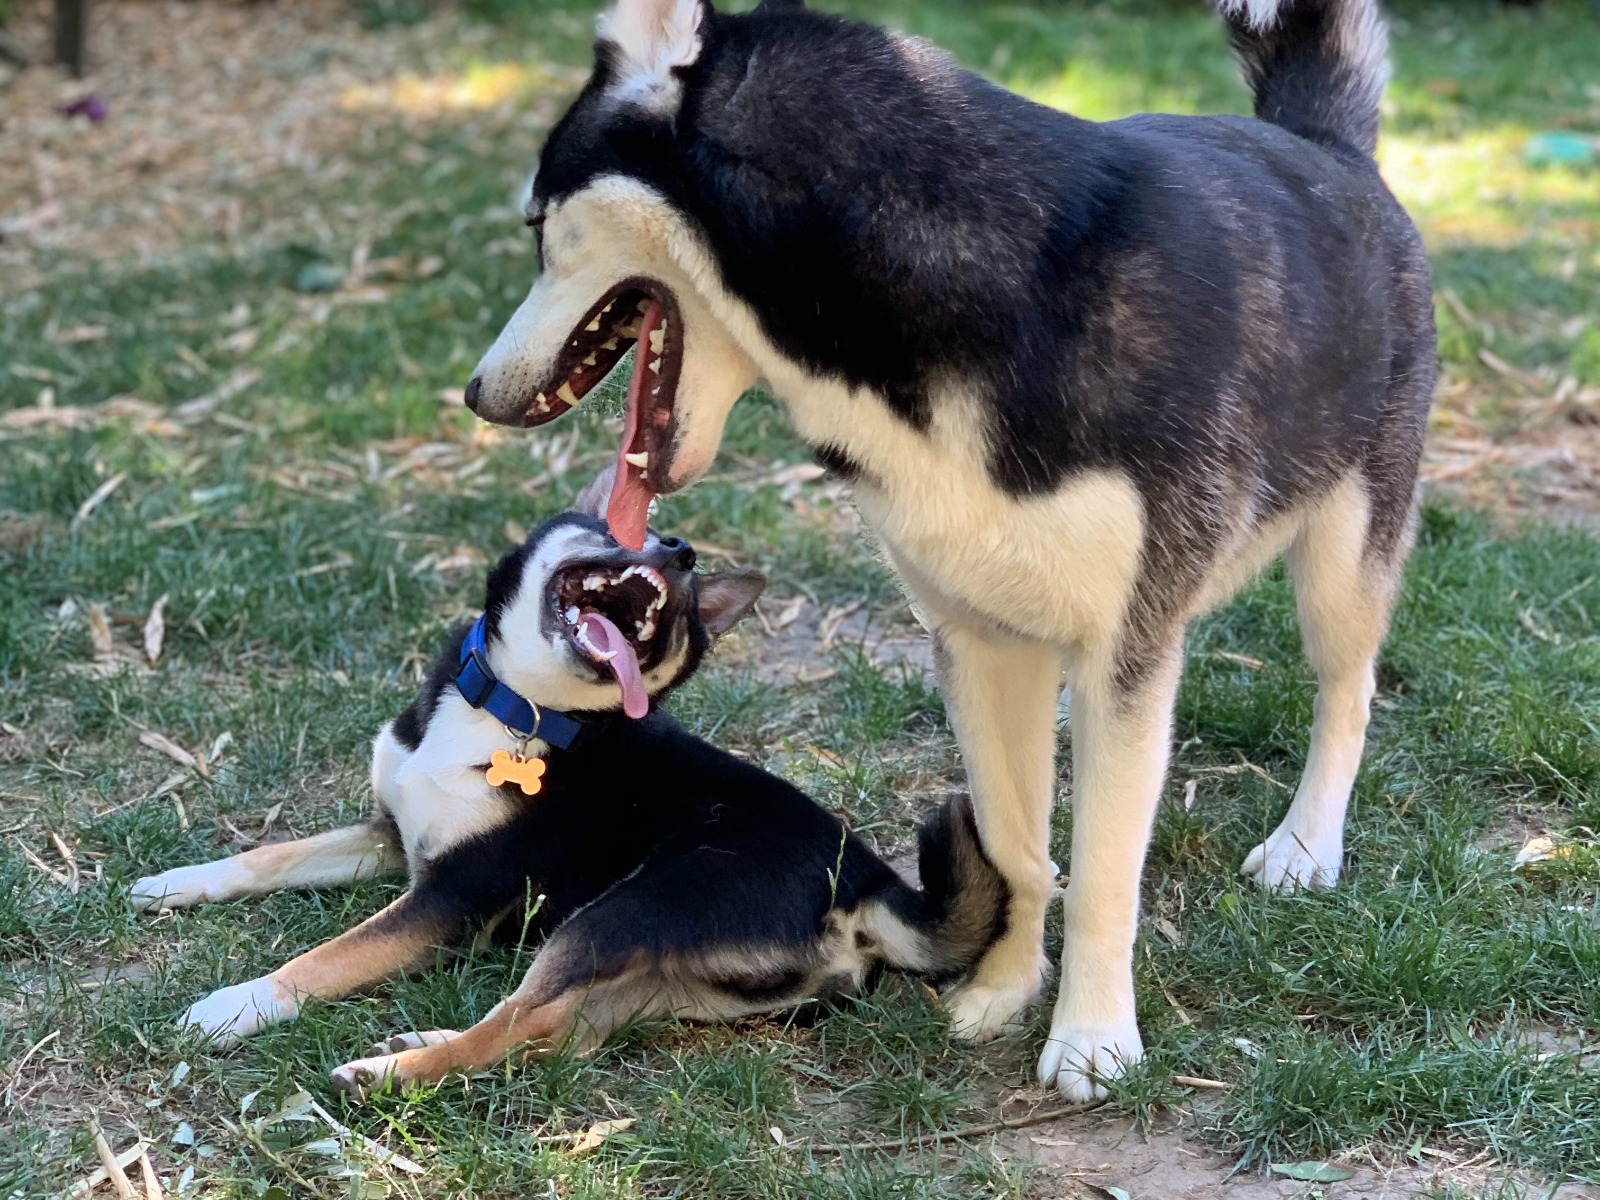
[85,602,116,662]
[1513,834,1572,869]
[137,729,206,777]
[143,594,168,665]
[568,1117,635,1155]
[73,473,127,528]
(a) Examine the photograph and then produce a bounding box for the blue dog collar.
[456,615,588,750]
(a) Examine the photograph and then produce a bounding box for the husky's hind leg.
[1242,474,1408,892]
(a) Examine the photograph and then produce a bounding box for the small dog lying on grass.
[132,471,1007,1098]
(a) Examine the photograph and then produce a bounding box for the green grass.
[3,1,1599,1197]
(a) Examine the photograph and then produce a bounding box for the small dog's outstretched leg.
[131,822,403,911]
[180,889,457,1047]
[329,943,641,1099]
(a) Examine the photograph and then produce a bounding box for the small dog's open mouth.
[554,562,671,719]
[523,278,682,553]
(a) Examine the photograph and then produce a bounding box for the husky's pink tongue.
[576,611,649,719]
[606,301,665,552]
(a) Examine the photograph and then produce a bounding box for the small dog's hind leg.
[329,946,649,1098]
[1039,638,1184,1102]
[131,822,403,911]
[180,890,456,1046]
[1243,476,1401,892]
[928,621,1062,1043]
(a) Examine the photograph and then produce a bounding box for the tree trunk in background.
[54,0,88,77]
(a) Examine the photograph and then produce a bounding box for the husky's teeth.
[602,338,619,351]
[583,353,598,367]
[648,358,662,374]
[585,317,602,332]
[601,300,614,314]
[583,574,607,590]
[637,298,652,314]
[618,320,641,338]
[648,328,665,353]
[557,381,578,405]
[624,451,649,469]
[564,605,580,625]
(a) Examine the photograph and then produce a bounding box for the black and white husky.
[131,475,1006,1097]
[462,0,1436,1099]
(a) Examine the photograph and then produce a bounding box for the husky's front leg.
[932,622,1062,1041]
[1038,641,1183,1100]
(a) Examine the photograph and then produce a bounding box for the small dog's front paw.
[130,862,239,911]
[941,982,1032,1043]
[179,977,296,1047]
[1241,826,1342,893]
[1036,1017,1143,1102]
[368,1029,458,1056]
[330,1054,402,1101]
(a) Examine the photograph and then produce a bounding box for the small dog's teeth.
[648,328,665,353]
[557,381,578,405]
[601,300,614,314]
[624,451,649,469]
[583,353,598,367]
[618,320,641,338]
[534,392,548,410]
[648,358,663,374]
[602,338,619,351]
[585,317,602,332]
[637,298,652,314]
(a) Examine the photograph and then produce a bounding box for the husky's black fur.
[533,0,1434,682]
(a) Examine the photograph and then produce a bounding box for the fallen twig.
[89,1120,138,1200]
[1172,1075,1232,1091]
[810,1100,1106,1154]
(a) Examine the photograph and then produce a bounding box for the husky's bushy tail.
[1214,0,1389,156]
[863,795,1010,983]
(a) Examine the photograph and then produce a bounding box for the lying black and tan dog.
[132,472,1006,1097]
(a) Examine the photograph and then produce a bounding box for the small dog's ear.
[697,570,766,638]
[571,466,616,518]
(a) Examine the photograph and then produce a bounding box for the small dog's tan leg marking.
[267,893,450,1003]
[131,823,403,911]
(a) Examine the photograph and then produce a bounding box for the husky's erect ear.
[597,0,708,109]
[696,570,766,639]
[571,466,616,519]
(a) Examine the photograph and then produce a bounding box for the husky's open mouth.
[552,561,672,718]
[525,278,682,551]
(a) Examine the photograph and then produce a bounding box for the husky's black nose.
[464,376,483,413]
[658,536,695,570]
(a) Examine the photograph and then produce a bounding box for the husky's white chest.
[777,379,1146,647]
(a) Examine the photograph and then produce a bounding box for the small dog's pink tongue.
[576,611,649,719]
[606,301,665,552]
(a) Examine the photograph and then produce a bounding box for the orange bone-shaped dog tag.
[486,749,546,796]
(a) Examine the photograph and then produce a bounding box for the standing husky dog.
[463,0,1435,1099]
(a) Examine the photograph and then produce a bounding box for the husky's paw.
[1241,826,1342,893]
[179,977,296,1047]
[131,862,240,911]
[367,1029,458,1056]
[330,1054,403,1101]
[942,982,1032,1043]
[1036,1017,1144,1102]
